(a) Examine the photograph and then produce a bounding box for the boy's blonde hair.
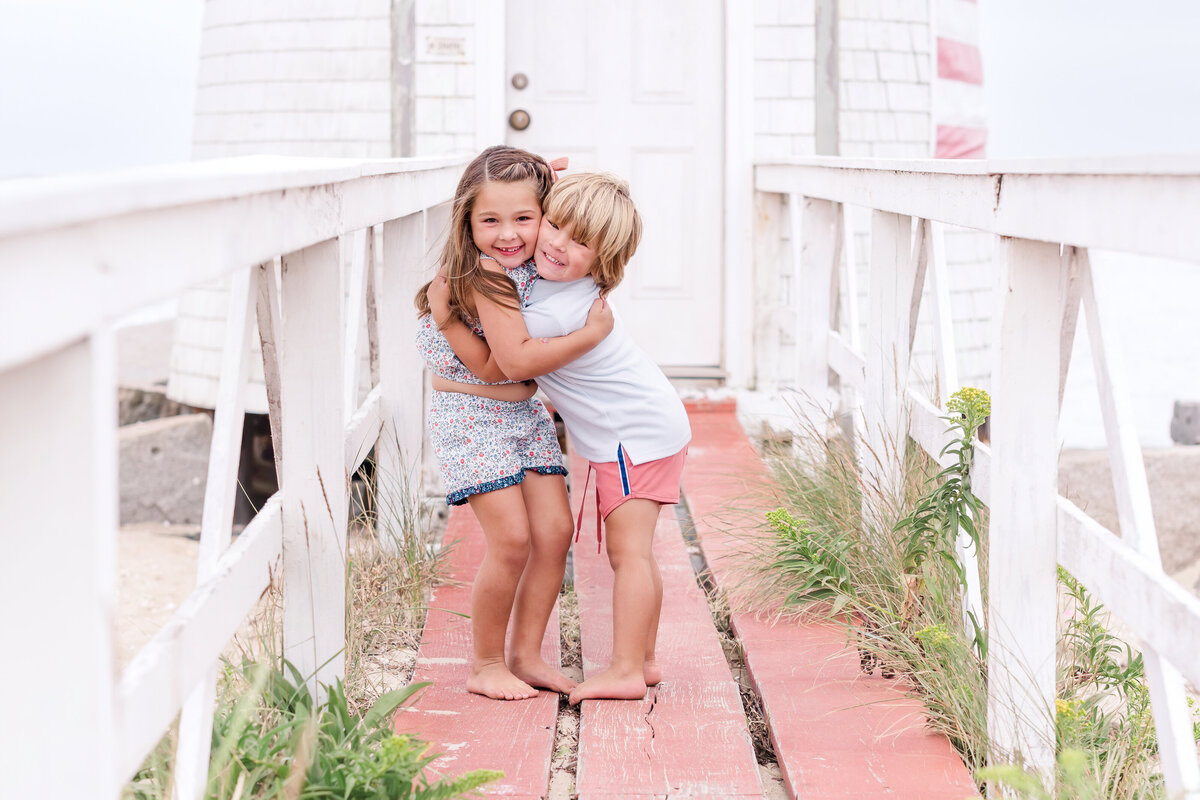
[543,172,641,293]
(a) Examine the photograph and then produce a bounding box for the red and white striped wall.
[935,0,987,158]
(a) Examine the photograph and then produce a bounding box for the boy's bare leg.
[569,499,662,705]
[465,486,538,700]
[643,553,663,685]
[508,471,577,694]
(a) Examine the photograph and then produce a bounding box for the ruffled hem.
[446,465,569,506]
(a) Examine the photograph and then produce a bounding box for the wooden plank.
[1071,251,1200,796]
[681,405,979,800]
[986,237,1062,777]
[376,212,428,546]
[1057,499,1200,691]
[571,454,763,798]
[343,228,372,423]
[755,159,1200,261]
[116,499,283,782]
[345,387,383,473]
[861,211,917,512]
[795,197,838,410]
[393,505,559,797]
[753,190,784,393]
[175,264,259,800]
[279,237,348,700]
[0,336,118,797]
[256,260,285,474]
[0,160,462,373]
[827,330,865,391]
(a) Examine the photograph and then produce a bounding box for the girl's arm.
[474,266,613,382]
[427,275,510,383]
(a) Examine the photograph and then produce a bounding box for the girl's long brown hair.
[415,146,554,326]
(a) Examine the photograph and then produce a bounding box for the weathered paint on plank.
[393,504,558,797]
[681,406,980,800]
[570,453,763,798]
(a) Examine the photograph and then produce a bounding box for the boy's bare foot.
[509,655,578,694]
[568,668,647,705]
[643,658,662,686]
[467,661,538,700]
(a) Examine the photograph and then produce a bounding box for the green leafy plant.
[893,387,990,656]
[763,508,857,614]
[206,659,501,800]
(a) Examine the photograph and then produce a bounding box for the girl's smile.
[472,180,541,268]
[535,216,598,282]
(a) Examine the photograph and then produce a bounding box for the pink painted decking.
[394,401,979,799]
[570,453,764,798]
[683,404,981,800]
[392,505,559,798]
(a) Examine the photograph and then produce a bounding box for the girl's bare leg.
[465,486,538,700]
[508,471,577,693]
[569,499,662,705]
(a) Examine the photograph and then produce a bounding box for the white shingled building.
[169,0,990,413]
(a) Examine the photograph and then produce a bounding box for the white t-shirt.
[523,276,691,465]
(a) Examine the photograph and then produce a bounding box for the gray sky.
[2,0,1199,178]
[0,0,203,178]
[981,0,1200,157]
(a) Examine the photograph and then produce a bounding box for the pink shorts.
[574,444,688,550]
[593,444,688,519]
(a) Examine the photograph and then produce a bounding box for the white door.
[505,0,724,373]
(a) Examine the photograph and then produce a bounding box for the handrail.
[0,154,465,373]
[753,157,1200,793]
[0,154,466,797]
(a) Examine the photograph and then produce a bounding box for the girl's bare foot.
[509,655,578,694]
[568,668,647,705]
[467,661,538,700]
[643,658,662,686]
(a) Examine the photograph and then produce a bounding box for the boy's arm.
[427,275,510,383]
[475,277,612,382]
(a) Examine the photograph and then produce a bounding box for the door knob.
[511,72,529,90]
[508,109,531,131]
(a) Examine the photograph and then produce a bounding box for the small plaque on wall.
[425,35,467,59]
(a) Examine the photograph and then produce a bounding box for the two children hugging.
[414,145,690,705]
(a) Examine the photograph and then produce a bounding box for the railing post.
[860,211,918,514]
[173,265,259,800]
[795,196,839,412]
[753,190,784,392]
[1,335,118,797]
[279,238,347,700]
[987,237,1062,778]
[376,212,428,544]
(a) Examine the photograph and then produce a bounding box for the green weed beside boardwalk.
[734,392,1195,799]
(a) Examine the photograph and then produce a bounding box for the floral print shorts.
[428,390,567,505]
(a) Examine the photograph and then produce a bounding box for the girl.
[431,172,691,705]
[414,146,613,700]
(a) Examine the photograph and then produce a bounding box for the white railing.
[0,154,465,798]
[754,155,1200,797]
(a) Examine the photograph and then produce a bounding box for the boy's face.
[534,215,598,282]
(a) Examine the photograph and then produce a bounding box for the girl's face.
[471,180,541,269]
[534,214,598,283]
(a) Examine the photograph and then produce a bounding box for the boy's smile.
[535,216,598,282]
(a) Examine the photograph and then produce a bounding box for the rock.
[119,413,212,525]
[1170,401,1200,445]
[118,385,188,426]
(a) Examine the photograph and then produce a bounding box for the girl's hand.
[583,295,614,338]
[428,274,453,326]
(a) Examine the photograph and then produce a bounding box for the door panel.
[505,0,723,370]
